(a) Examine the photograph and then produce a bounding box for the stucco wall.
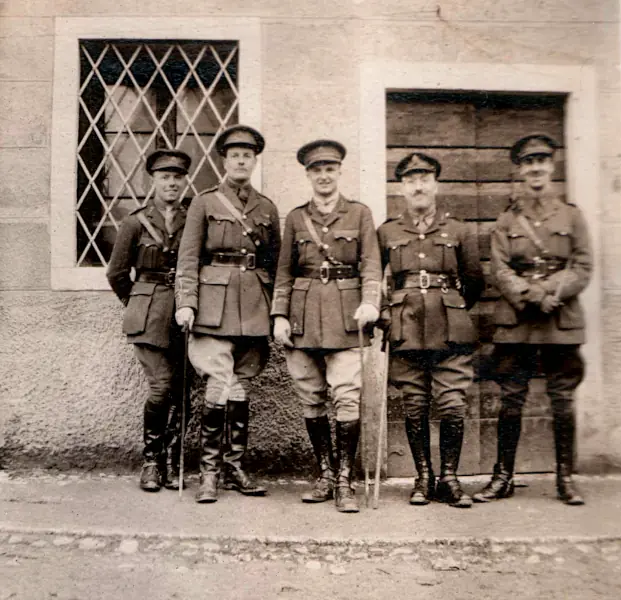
[1,0,620,472]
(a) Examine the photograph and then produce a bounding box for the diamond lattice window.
[77,39,239,267]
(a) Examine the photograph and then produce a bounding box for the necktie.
[164,208,175,235]
[238,186,249,204]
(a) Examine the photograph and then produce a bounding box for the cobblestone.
[118,540,139,555]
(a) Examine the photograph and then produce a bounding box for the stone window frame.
[359,60,602,461]
[50,17,262,291]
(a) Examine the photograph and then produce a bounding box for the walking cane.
[358,326,371,507]
[373,337,390,509]
[179,325,190,500]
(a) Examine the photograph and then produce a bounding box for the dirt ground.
[2,541,620,600]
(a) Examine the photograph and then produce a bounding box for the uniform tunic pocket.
[295,232,312,265]
[196,266,231,327]
[548,228,572,258]
[206,213,236,250]
[433,237,459,272]
[336,278,362,332]
[333,229,360,264]
[386,238,411,272]
[442,289,477,344]
[123,281,157,335]
[290,278,312,335]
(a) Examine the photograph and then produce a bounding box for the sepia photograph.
[0,1,620,598]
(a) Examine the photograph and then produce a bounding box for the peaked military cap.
[510,133,558,164]
[146,149,191,174]
[395,152,441,180]
[297,139,347,169]
[215,125,265,156]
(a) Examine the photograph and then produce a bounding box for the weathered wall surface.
[1,0,620,472]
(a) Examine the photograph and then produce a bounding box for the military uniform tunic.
[108,200,187,348]
[271,196,382,349]
[377,209,484,421]
[491,195,592,345]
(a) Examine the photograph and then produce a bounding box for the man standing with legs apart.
[473,134,592,506]
[107,149,192,492]
[175,126,281,503]
[377,153,483,508]
[272,140,382,513]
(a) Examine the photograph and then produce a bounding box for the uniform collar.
[307,194,348,227]
[220,179,260,215]
[145,199,187,235]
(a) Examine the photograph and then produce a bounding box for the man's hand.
[175,307,195,331]
[540,295,562,314]
[273,316,294,348]
[354,303,380,328]
[524,283,547,305]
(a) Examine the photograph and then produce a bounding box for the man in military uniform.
[107,149,192,492]
[272,140,382,513]
[175,125,281,503]
[473,134,592,506]
[377,153,484,508]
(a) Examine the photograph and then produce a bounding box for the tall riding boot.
[334,420,360,513]
[222,402,267,496]
[196,405,226,503]
[435,418,472,508]
[302,416,335,503]
[405,415,435,505]
[140,403,167,492]
[473,413,521,502]
[554,412,585,505]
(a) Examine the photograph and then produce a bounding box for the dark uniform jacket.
[491,194,592,345]
[271,196,382,350]
[175,180,281,337]
[107,200,186,348]
[377,209,484,351]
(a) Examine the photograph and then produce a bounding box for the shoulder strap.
[516,214,548,254]
[301,210,341,266]
[135,211,166,249]
[214,190,262,247]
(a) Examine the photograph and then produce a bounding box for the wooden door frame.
[359,61,602,471]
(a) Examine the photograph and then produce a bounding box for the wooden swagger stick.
[179,325,190,500]
[373,339,390,509]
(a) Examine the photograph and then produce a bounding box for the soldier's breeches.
[133,344,176,410]
[494,344,584,418]
[390,350,473,421]
[285,348,361,422]
[188,334,251,407]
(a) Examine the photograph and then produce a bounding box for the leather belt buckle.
[319,262,330,284]
[245,253,256,270]
[165,270,176,286]
[419,270,430,290]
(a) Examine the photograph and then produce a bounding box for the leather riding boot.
[196,405,225,503]
[222,402,267,496]
[435,418,472,508]
[473,414,521,502]
[554,412,585,506]
[302,416,335,503]
[140,403,167,492]
[334,420,360,513]
[405,415,435,505]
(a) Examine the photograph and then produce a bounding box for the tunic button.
[419,234,425,240]
[322,226,329,233]
[242,231,247,236]
[421,289,428,295]
[418,253,426,258]
[447,243,452,248]
[240,266,246,272]
[534,221,541,227]
[441,232,448,238]
[323,243,329,250]
[242,214,247,220]
[241,248,247,254]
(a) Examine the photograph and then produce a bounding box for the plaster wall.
[1,0,620,471]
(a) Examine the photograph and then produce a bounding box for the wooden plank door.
[385,91,567,476]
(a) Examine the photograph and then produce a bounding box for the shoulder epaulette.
[197,185,219,196]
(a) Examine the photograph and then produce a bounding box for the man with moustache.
[107,149,192,492]
[175,125,281,503]
[473,134,592,506]
[272,140,382,513]
[377,152,483,508]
